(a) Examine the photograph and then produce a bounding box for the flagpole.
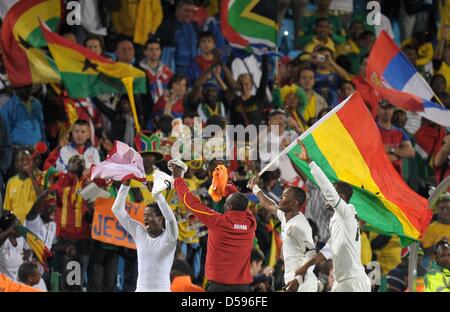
[407,242,419,292]
[122,77,142,134]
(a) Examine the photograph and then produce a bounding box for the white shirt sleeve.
[275,209,284,222]
[92,147,101,165]
[111,185,143,239]
[320,240,333,260]
[153,192,178,242]
[309,161,351,219]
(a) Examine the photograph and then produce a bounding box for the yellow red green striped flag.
[1,0,62,87]
[39,21,146,99]
[263,92,432,246]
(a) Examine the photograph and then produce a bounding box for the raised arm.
[92,97,115,121]
[111,183,143,238]
[26,190,51,221]
[434,135,450,168]
[153,192,178,242]
[248,176,279,215]
[170,162,220,228]
[295,140,349,218]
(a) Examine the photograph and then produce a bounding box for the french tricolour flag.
[367,31,450,127]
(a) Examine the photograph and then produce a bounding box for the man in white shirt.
[0,213,24,281]
[25,190,57,251]
[248,176,317,292]
[293,140,371,292]
[54,119,101,174]
[112,179,178,292]
[259,109,303,188]
[24,191,57,291]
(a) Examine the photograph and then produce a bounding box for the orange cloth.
[171,275,204,292]
[0,274,42,292]
[208,165,228,202]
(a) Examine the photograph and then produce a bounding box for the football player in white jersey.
[248,176,318,292]
[293,140,371,292]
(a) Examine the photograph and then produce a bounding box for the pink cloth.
[90,141,146,182]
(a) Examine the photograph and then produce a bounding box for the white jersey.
[56,143,101,173]
[309,162,367,283]
[112,185,177,292]
[25,215,56,251]
[276,210,317,291]
[0,237,24,281]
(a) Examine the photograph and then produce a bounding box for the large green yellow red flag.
[0,0,62,87]
[261,92,432,246]
[39,21,146,99]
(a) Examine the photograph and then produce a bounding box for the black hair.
[392,109,406,128]
[317,46,334,59]
[183,111,199,119]
[251,248,265,263]
[177,0,196,8]
[168,74,189,90]
[158,114,175,135]
[334,181,353,202]
[287,186,306,205]
[315,17,330,27]
[228,193,249,211]
[299,65,315,77]
[73,119,90,127]
[199,31,215,42]
[59,27,76,39]
[146,202,163,218]
[18,262,38,283]
[115,38,134,51]
[145,36,162,50]
[0,212,17,231]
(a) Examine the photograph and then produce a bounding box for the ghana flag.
[1,0,62,87]
[15,225,53,270]
[261,92,432,246]
[221,0,277,54]
[39,21,146,99]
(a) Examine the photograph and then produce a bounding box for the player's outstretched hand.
[294,139,311,163]
[247,176,259,191]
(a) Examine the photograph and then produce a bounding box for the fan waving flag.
[260,92,432,246]
[0,0,62,87]
[39,21,146,99]
[15,225,53,270]
[367,31,450,127]
[221,0,277,54]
